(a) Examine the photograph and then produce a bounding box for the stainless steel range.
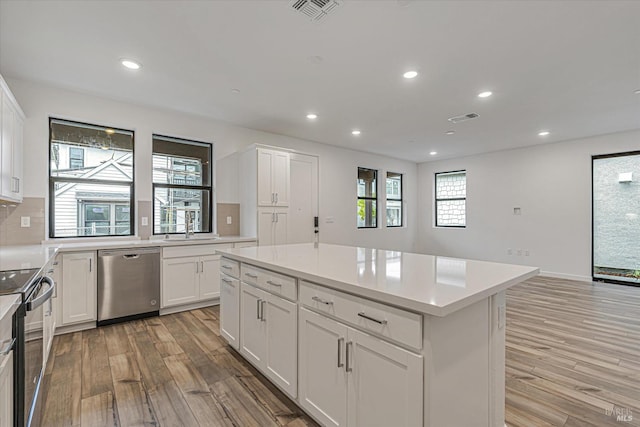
[0,268,55,427]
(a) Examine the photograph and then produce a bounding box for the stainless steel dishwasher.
[97,247,160,326]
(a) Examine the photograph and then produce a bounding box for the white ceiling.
[1,0,639,162]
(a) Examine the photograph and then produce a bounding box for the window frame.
[434,170,467,228]
[48,117,135,239]
[151,134,213,236]
[357,167,378,229]
[386,171,403,228]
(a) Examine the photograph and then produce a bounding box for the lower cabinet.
[299,307,423,427]
[219,273,240,349]
[61,251,97,325]
[0,350,13,427]
[240,282,297,398]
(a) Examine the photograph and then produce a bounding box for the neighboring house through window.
[435,170,466,227]
[386,172,403,227]
[49,118,134,237]
[152,135,213,235]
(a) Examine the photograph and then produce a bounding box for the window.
[386,172,403,227]
[357,167,377,228]
[49,118,134,238]
[152,135,212,235]
[435,170,466,227]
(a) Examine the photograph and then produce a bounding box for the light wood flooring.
[39,276,640,427]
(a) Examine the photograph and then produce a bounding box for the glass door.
[592,151,640,285]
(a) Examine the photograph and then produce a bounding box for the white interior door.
[289,153,319,244]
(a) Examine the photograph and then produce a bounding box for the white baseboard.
[160,298,219,316]
[539,270,592,282]
[54,321,96,336]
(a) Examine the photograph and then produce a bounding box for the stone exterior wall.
[593,154,640,270]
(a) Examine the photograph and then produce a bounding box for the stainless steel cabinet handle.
[201,261,204,273]
[257,299,261,319]
[275,193,278,204]
[221,277,232,284]
[271,213,275,223]
[275,213,279,223]
[266,280,282,287]
[0,338,15,355]
[346,341,353,372]
[47,269,54,274]
[221,265,233,270]
[245,272,258,278]
[261,300,266,321]
[312,296,333,305]
[337,337,344,368]
[271,193,274,203]
[357,312,387,325]
[89,258,92,272]
[53,261,59,266]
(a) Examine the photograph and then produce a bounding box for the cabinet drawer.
[300,281,422,350]
[220,258,240,279]
[241,264,297,301]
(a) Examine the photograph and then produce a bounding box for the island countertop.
[218,243,539,316]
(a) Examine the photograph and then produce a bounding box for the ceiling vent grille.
[448,112,479,123]
[290,0,341,22]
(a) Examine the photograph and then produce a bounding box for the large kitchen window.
[435,170,466,227]
[386,172,403,227]
[49,118,134,238]
[152,135,212,235]
[357,167,377,228]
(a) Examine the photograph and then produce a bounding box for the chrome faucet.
[185,210,194,239]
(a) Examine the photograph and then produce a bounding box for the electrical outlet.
[226,216,232,225]
[513,207,521,215]
[525,250,530,256]
[516,249,522,256]
[141,216,148,226]
[20,216,30,227]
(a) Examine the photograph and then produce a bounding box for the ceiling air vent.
[448,112,479,124]
[290,0,341,22]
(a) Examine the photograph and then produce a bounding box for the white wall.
[8,77,417,251]
[417,129,640,280]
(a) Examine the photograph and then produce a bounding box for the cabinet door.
[199,255,221,300]
[257,149,274,206]
[273,209,288,245]
[272,150,290,206]
[0,351,13,427]
[219,274,240,349]
[162,257,199,307]
[239,283,267,368]
[0,94,14,198]
[264,294,297,398]
[12,114,23,200]
[61,252,97,325]
[299,308,348,427]
[346,327,423,427]
[258,208,275,246]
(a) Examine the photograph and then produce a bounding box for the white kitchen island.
[217,243,539,427]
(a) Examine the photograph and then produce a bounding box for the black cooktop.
[0,268,39,296]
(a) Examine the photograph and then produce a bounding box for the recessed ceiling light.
[429,151,437,156]
[306,113,318,119]
[231,88,241,94]
[403,71,418,79]
[445,130,455,135]
[538,131,550,137]
[121,59,141,70]
[478,91,492,98]
[351,130,361,136]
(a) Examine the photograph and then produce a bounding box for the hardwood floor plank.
[81,328,113,399]
[41,344,83,426]
[103,323,133,357]
[127,330,174,390]
[210,376,280,427]
[80,391,118,427]
[147,380,200,427]
[109,352,158,426]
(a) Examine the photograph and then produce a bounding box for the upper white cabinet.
[257,148,289,207]
[61,251,97,325]
[0,74,25,203]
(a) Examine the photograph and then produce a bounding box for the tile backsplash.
[0,197,46,246]
[217,203,240,236]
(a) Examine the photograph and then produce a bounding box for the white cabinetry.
[257,208,288,246]
[0,74,25,203]
[0,350,13,427]
[298,308,422,427]
[257,148,289,206]
[43,256,59,366]
[61,251,97,325]
[220,271,240,349]
[239,282,298,398]
[161,244,233,308]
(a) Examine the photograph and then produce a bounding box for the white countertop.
[218,243,539,316]
[0,236,256,271]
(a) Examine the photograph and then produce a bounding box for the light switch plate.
[21,216,30,227]
[226,216,232,225]
[141,216,148,226]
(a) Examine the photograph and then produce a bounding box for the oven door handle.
[26,276,55,311]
